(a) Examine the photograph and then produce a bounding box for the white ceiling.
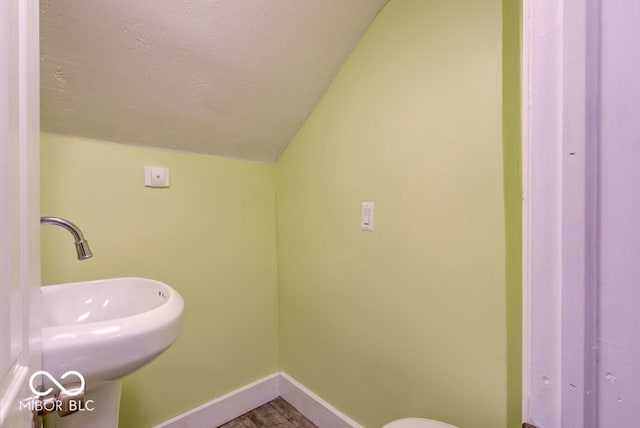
[40,0,388,163]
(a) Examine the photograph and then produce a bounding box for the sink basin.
[41,277,184,391]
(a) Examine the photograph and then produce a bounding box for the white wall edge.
[523,0,600,426]
[278,372,364,428]
[153,372,364,428]
[522,0,564,426]
[153,373,280,428]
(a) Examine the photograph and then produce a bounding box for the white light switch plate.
[361,201,374,231]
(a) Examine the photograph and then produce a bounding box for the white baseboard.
[153,373,280,428]
[153,372,364,428]
[278,372,364,428]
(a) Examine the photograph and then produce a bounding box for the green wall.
[40,133,279,427]
[503,0,522,426]
[276,0,507,427]
[40,1,522,426]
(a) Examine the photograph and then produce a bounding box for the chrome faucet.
[40,216,93,260]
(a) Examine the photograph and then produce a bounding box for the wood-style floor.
[218,397,317,428]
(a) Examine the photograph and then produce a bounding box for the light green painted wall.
[503,1,522,427]
[40,2,522,426]
[40,133,279,427]
[276,0,507,427]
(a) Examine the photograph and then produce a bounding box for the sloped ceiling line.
[40,0,389,163]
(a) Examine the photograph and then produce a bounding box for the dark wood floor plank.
[269,397,317,428]
[216,398,317,428]
[218,414,257,428]
[247,401,291,427]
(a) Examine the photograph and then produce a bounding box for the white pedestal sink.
[40,278,184,428]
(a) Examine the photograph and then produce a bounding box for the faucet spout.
[40,216,93,260]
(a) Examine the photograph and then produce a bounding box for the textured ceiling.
[40,0,388,162]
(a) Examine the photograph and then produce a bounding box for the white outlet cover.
[145,166,170,187]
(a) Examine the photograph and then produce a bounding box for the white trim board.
[279,372,363,428]
[153,372,364,428]
[523,0,600,426]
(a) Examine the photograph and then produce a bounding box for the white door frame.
[523,0,600,427]
[0,0,41,426]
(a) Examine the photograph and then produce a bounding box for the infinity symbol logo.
[29,370,85,397]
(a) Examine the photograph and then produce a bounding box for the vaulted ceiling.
[40,0,388,163]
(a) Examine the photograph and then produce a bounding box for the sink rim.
[41,277,184,390]
[41,276,180,329]
[41,276,183,356]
